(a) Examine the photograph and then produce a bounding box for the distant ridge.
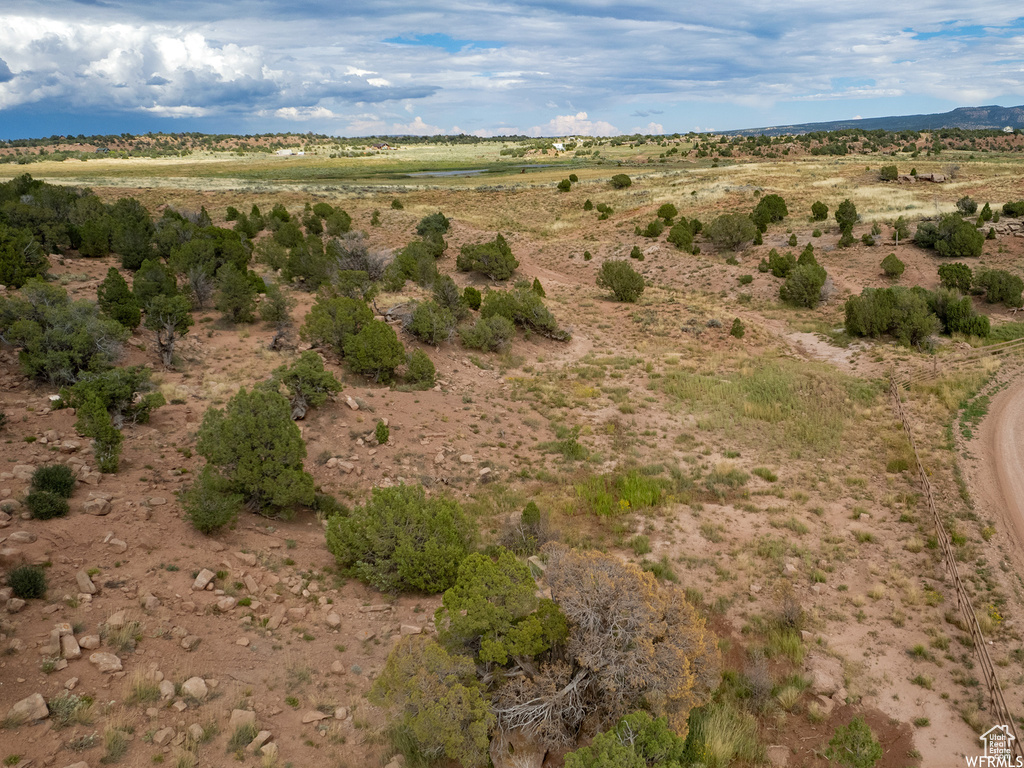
[726,104,1024,136]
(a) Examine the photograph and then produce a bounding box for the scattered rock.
[82,498,110,516]
[6,597,26,613]
[325,612,341,628]
[216,597,238,612]
[60,634,81,660]
[355,629,375,642]
[344,396,359,410]
[236,637,250,647]
[152,727,175,746]
[159,680,175,700]
[108,538,127,554]
[89,652,122,673]
[286,606,307,622]
[330,660,346,675]
[188,723,205,742]
[7,531,36,544]
[78,635,100,650]
[8,692,49,722]
[301,710,328,724]
[64,677,78,690]
[192,569,215,591]
[234,552,257,567]
[260,742,279,760]
[148,497,167,506]
[333,707,348,721]
[806,654,843,696]
[75,570,98,595]
[181,676,208,701]
[766,745,790,767]
[229,709,257,731]
[459,454,475,464]
[105,610,127,629]
[249,730,272,752]
[140,593,160,611]
[400,624,422,635]
[180,635,201,652]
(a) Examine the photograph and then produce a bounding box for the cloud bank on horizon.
[0,2,1022,139]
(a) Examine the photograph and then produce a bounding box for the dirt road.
[977,372,1024,550]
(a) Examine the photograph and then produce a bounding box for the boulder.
[229,709,257,731]
[78,635,100,650]
[89,652,122,673]
[301,710,328,724]
[8,692,48,722]
[75,570,97,595]
[181,677,208,701]
[192,569,215,591]
[60,634,82,660]
[806,654,843,696]
[82,498,110,516]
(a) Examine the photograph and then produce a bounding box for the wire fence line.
[888,375,1022,756]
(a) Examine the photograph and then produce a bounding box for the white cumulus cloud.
[530,112,618,137]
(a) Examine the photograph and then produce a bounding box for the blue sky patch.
[383,34,502,53]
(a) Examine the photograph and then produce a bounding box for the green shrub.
[407,301,456,346]
[730,318,746,338]
[416,212,451,237]
[811,201,828,221]
[344,320,407,382]
[706,213,757,250]
[975,269,1024,307]
[460,315,516,352]
[405,349,436,389]
[597,260,645,302]
[914,213,983,258]
[59,366,165,428]
[0,222,50,288]
[738,274,753,285]
[96,268,141,330]
[197,386,315,516]
[269,350,342,419]
[768,248,795,278]
[583,199,593,211]
[26,490,70,520]
[667,221,694,251]
[1001,201,1024,217]
[181,466,242,534]
[639,220,664,238]
[834,199,858,232]
[30,464,76,498]
[325,484,472,593]
[565,712,685,768]
[610,173,632,189]
[956,196,978,215]
[844,287,940,346]
[456,234,519,280]
[433,275,470,320]
[74,396,123,473]
[824,716,882,768]
[979,202,993,222]
[569,173,578,183]
[630,245,643,260]
[0,280,128,386]
[215,263,257,323]
[463,286,482,311]
[939,262,973,293]
[391,198,404,210]
[751,194,788,232]
[375,421,390,445]
[8,565,47,599]
[881,253,905,278]
[879,165,898,181]
[557,179,571,192]
[479,284,569,339]
[300,295,373,356]
[657,203,678,221]
[780,263,827,307]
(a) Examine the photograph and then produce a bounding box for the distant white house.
[552,143,565,152]
[1004,126,1015,134]
[276,149,305,156]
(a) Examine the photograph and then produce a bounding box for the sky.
[1,2,1023,140]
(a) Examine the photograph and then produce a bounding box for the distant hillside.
[727,105,1024,137]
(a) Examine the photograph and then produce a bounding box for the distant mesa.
[726,104,1024,136]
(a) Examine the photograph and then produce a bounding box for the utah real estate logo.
[967,725,1023,767]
